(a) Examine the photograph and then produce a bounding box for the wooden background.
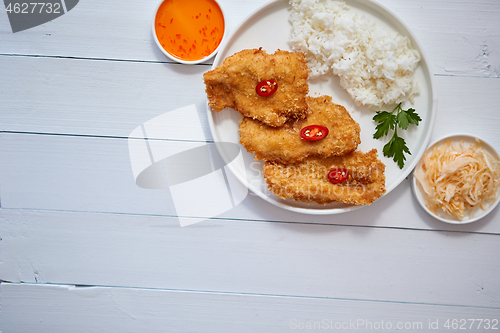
[1,0,499,331]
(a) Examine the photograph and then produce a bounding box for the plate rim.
[207,0,438,215]
[411,133,500,224]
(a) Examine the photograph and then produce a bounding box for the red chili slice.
[300,125,329,141]
[256,80,278,97]
[328,168,349,184]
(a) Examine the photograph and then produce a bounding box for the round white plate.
[207,0,437,214]
[412,134,500,224]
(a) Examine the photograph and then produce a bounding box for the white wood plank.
[0,56,214,140]
[431,76,500,146]
[1,132,499,233]
[0,133,177,216]
[1,283,499,333]
[379,0,500,78]
[0,0,499,78]
[1,210,499,307]
[1,55,500,145]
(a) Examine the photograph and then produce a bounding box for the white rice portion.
[289,0,421,109]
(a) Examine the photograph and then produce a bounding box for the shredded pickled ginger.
[413,139,500,220]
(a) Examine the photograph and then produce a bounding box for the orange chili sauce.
[155,0,225,61]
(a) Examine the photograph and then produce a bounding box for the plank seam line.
[0,130,213,144]
[2,281,499,310]
[434,73,500,79]
[1,207,498,236]
[2,53,500,78]
[0,53,212,66]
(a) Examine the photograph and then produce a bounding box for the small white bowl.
[152,0,226,64]
[411,134,500,224]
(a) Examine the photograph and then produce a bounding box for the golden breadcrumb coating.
[203,48,309,127]
[239,95,361,164]
[263,149,386,205]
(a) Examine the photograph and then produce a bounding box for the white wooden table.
[1,0,499,331]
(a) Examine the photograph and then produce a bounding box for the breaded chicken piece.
[263,149,386,205]
[239,96,361,164]
[203,48,309,127]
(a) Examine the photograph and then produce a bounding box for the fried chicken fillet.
[263,149,386,205]
[239,95,361,164]
[203,48,309,127]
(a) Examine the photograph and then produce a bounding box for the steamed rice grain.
[289,0,421,109]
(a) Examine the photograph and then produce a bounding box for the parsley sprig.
[373,103,421,169]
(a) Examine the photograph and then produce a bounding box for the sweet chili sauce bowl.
[152,0,226,64]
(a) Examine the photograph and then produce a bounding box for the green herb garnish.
[373,103,422,169]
